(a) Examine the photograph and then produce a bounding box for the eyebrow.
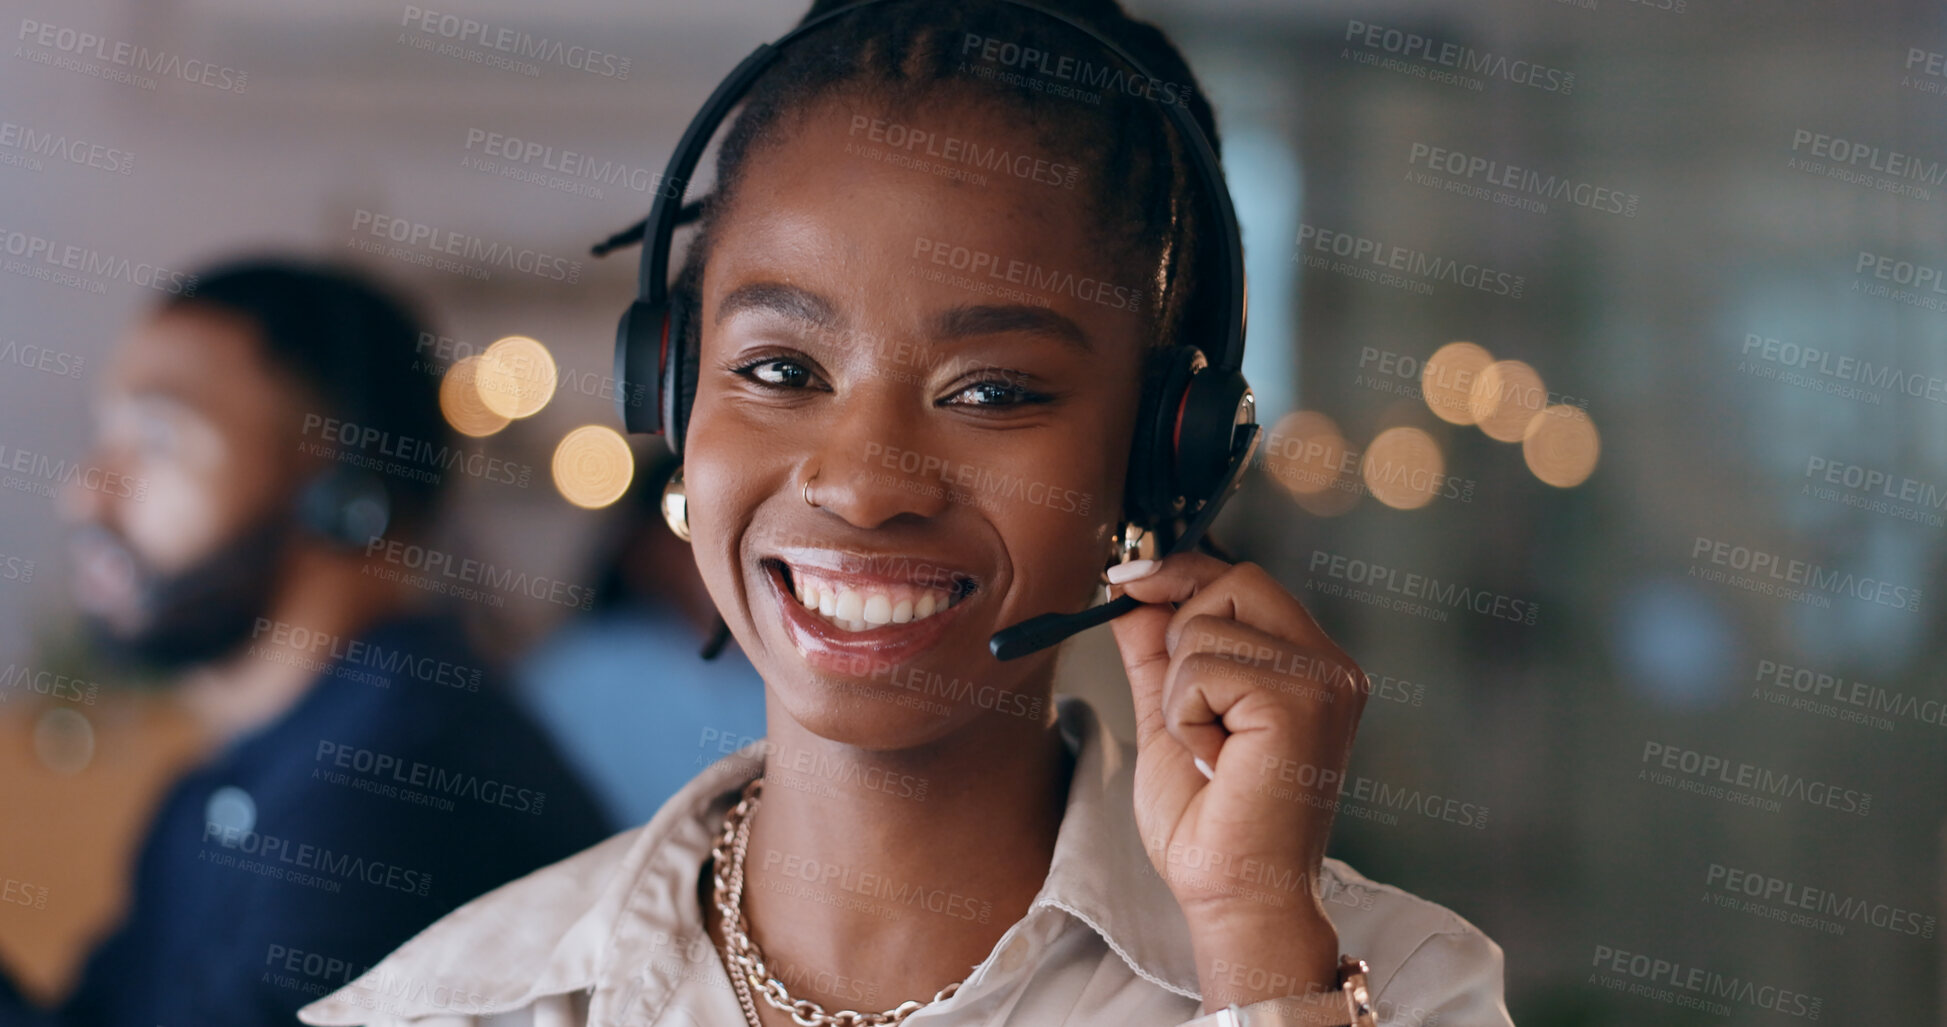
[932,304,1091,353]
[715,282,1091,354]
[715,281,841,329]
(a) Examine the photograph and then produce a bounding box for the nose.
[802,382,951,530]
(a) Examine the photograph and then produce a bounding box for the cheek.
[120,458,229,572]
[678,398,789,608]
[125,423,283,573]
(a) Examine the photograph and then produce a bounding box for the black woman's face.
[683,92,1154,750]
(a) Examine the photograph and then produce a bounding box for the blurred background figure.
[0,258,611,1026]
[514,448,767,828]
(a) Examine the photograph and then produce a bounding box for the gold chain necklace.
[710,777,965,1027]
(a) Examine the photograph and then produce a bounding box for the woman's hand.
[1106,551,1370,1015]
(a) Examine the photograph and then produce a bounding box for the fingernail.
[1105,558,1158,584]
[1193,755,1215,780]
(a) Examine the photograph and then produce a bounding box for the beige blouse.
[298,697,1513,1026]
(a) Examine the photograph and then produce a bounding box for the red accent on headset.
[657,312,671,430]
[1170,383,1191,456]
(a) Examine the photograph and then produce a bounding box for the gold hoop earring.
[661,467,692,543]
[1108,522,1146,568]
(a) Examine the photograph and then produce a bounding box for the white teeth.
[782,563,963,633]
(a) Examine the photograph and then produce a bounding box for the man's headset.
[293,287,396,550]
[596,0,1262,661]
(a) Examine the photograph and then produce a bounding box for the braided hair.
[673,0,1225,358]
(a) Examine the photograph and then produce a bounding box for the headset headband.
[622,0,1247,373]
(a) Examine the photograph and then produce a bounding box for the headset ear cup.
[1125,347,1203,528]
[662,293,696,457]
[1175,366,1252,501]
[615,299,668,436]
[297,468,391,548]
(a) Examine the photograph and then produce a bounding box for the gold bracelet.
[1192,954,1377,1027]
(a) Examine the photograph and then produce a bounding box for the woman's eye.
[946,378,1048,408]
[736,358,817,389]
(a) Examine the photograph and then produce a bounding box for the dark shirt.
[1,614,613,1026]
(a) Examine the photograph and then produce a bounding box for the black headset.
[598,0,1262,660]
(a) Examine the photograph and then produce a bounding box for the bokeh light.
[475,335,558,419]
[552,425,635,509]
[1421,341,1495,425]
[1469,359,1547,442]
[1523,404,1601,487]
[1361,426,1445,510]
[33,707,94,775]
[439,355,511,437]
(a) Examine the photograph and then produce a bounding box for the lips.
[760,550,980,670]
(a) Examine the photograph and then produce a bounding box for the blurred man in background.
[515,449,767,827]
[0,258,611,1026]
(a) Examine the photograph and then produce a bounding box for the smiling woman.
[298,2,1513,1026]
